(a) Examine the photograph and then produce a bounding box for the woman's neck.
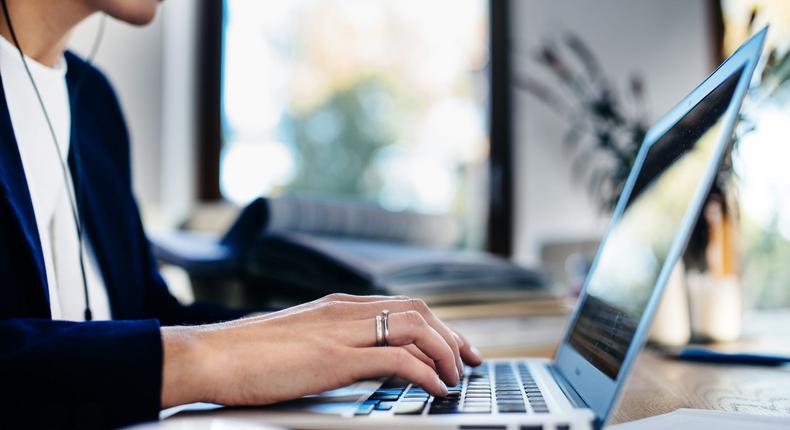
[0,0,94,67]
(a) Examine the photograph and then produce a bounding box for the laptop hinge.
[547,364,588,410]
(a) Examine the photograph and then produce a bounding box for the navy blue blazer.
[0,52,245,428]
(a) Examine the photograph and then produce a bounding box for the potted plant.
[516,30,787,344]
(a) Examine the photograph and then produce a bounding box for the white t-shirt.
[0,36,111,321]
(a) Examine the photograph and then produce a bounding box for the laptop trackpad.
[273,380,382,415]
[161,380,381,419]
[303,380,381,402]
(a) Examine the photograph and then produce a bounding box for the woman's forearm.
[160,326,210,409]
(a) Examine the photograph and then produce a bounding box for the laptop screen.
[566,65,745,379]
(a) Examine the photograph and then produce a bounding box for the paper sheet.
[607,408,790,430]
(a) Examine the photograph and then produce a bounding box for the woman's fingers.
[384,312,457,385]
[405,299,465,375]
[349,347,449,397]
[328,299,465,375]
[340,311,459,385]
[319,294,479,373]
[452,330,482,366]
[403,344,437,371]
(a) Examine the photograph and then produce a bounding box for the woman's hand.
[160,294,482,408]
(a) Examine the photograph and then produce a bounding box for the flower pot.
[651,174,742,345]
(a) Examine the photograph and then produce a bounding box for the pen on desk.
[669,346,790,366]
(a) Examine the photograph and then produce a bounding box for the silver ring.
[375,315,385,347]
[381,309,390,347]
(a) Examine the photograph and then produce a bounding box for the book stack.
[432,298,574,358]
[153,196,554,307]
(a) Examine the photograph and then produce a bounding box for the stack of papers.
[608,408,790,430]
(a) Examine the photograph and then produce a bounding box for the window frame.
[196,0,515,256]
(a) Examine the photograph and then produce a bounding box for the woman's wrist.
[160,326,211,409]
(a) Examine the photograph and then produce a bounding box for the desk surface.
[610,348,790,424]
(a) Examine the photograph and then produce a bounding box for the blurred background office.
[66,0,790,321]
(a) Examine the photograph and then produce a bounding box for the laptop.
[167,29,767,430]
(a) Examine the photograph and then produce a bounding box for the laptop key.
[499,407,526,413]
[434,397,459,404]
[432,403,460,410]
[392,401,426,415]
[375,401,396,411]
[429,406,461,414]
[370,394,400,401]
[432,402,460,409]
[381,378,411,389]
[532,405,549,413]
[460,406,491,414]
[355,402,377,415]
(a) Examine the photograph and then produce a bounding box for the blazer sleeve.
[0,318,163,429]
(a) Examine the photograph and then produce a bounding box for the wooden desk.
[610,348,790,424]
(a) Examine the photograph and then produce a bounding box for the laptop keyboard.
[356,360,550,416]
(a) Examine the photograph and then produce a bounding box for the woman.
[0,0,481,428]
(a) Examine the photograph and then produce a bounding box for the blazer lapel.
[64,56,124,316]
[0,72,51,310]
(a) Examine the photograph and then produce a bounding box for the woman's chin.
[91,0,159,26]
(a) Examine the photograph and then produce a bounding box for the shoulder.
[64,50,116,98]
[64,51,132,175]
[63,50,129,133]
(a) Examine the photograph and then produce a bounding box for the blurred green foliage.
[282,78,398,201]
[738,49,790,308]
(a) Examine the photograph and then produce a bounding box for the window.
[220,0,491,247]
[721,0,790,307]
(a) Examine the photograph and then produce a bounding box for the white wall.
[68,1,199,229]
[511,0,714,264]
[69,12,163,209]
